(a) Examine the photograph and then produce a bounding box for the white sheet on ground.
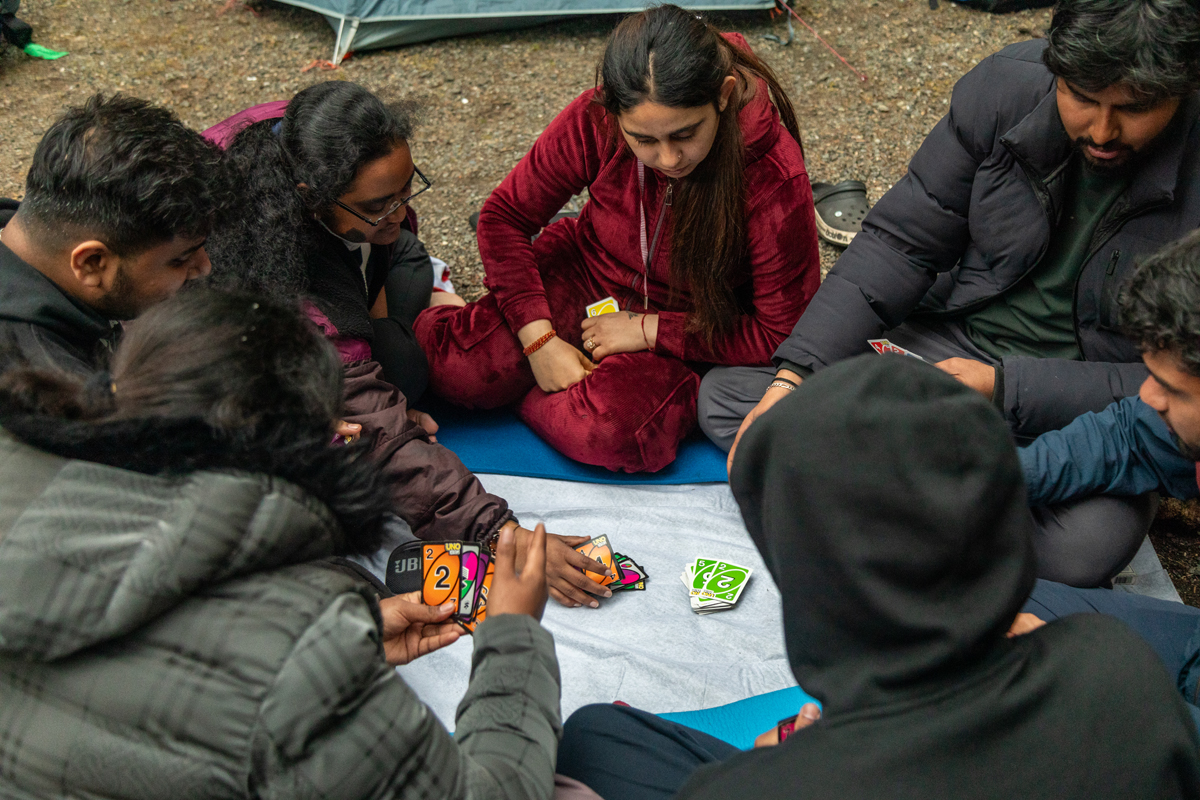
[354,475,796,729]
[351,475,1180,730]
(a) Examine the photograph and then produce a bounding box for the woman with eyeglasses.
[204,83,531,553]
[414,5,820,478]
[205,81,462,406]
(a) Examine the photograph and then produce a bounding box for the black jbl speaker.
[386,541,424,595]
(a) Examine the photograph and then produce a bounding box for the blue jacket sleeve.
[1018,396,1198,507]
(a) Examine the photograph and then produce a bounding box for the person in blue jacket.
[1019,230,1200,576]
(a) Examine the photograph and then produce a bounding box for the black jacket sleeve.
[1002,356,1150,438]
[773,93,986,372]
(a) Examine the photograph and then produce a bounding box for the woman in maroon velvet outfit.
[416,5,820,472]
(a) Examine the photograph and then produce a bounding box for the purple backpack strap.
[201,100,290,150]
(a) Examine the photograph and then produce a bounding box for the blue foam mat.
[657,686,820,750]
[422,397,728,484]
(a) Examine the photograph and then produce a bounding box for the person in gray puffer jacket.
[0,288,561,800]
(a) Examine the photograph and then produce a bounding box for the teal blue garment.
[658,686,820,750]
[965,158,1129,360]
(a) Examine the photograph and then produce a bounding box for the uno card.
[456,544,484,623]
[867,338,926,362]
[460,558,495,633]
[689,558,721,597]
[422,542,462,609]
[586,296,620,317]
[700,560,752,604]
[575,535,621,586]
[612,554,648,591]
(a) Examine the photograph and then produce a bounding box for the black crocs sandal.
[812,180,869,248]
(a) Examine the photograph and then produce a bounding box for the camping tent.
[274,0,778,64]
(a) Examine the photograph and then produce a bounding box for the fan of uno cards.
[574,534,648,593]
[419,542,495,633]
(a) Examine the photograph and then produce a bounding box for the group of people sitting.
[3,0,1200,796]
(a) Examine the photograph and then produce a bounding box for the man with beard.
[1021,230,1200,527]
[702,0,1200,587]
[0,94,220,376]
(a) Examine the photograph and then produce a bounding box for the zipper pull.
[665,182,674,207]
[1107,249,1120,276]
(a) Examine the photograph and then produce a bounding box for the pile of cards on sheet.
[680,557,753,614]
[575,534,649,593]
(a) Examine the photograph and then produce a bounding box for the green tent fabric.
[274,0,776,63]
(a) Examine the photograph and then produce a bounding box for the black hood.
[731,354,1036,715]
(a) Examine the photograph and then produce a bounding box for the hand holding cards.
[680,557,752,614]
[385,524,549,631]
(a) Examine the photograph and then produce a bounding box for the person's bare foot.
[428,291,467,308]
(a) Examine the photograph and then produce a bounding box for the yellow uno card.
[586,296,620,317]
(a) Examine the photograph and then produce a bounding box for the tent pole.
[331,15,345,64]
[333,18,360,66]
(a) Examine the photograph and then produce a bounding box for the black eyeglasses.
[333,166,433,227]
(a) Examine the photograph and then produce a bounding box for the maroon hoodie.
[476,34,820,366]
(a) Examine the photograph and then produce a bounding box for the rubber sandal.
[812,180,869,247]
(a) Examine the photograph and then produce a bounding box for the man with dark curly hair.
[0,93,222,375]
[1021,230,1200,523]
[708,0,1200,587]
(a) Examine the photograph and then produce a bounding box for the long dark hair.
[596,5,802,345]
[0,289,393,554]
[207,82,416,302]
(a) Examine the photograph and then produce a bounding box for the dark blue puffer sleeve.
[1019,396,1198,507]
[1002,356,1151,437]
[773,64,993,373]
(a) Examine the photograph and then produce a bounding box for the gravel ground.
[4,0,1199,602]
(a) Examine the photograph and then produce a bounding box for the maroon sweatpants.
[414,227,699,473]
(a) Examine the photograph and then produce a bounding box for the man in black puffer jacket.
[705,0,1200,588]
[0,94,220,376]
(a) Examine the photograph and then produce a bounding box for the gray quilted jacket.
[0,429,562,800]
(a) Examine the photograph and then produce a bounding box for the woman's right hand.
[488,522,550,622]
[528,337,594,393]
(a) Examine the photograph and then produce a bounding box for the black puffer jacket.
[776,40,1200,437]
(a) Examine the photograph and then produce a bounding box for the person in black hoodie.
[557,354,1200,800]
[0,94,220,375]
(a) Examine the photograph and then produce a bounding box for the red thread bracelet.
[640,314,653,352]
[522,330,556,357]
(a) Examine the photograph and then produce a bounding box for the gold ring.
[585,338,596,351]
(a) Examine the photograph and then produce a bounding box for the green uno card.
[689,558,720,597]
[700,561,752,604]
